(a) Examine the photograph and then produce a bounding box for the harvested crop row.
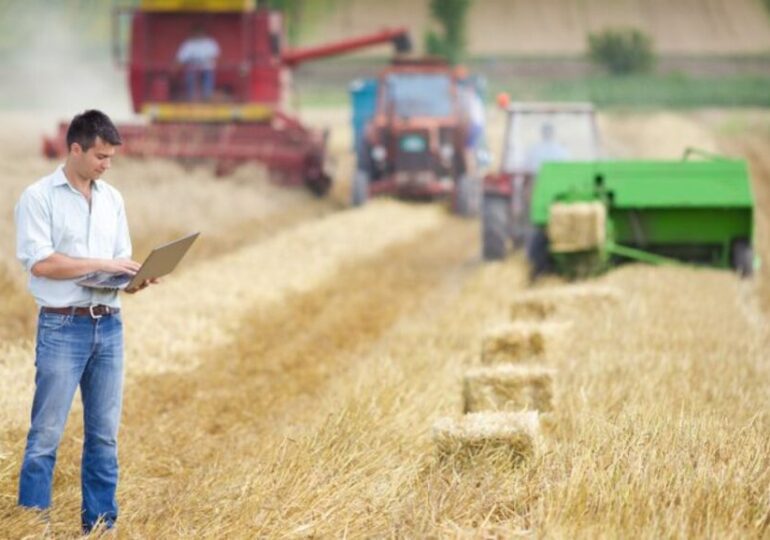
[0,209,490,538]
[201,265,767,538]
[0,201,447,447]
[0,156,337,340]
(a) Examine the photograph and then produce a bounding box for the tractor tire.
[306,173,332,197]
[731,238,754,278]
[482,194,509,260]
[526,227,552,280]
[351,169,370,207]
[455,174,480,217]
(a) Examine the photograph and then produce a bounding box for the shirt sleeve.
[113,192,132,260]
[15,188,54,273]
[177,42,191,63]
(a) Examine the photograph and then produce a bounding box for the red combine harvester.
[42,0,411,196]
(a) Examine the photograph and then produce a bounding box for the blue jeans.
[184,67,215,101]
[18,310,124,532]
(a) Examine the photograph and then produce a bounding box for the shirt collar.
[54,164,102,191]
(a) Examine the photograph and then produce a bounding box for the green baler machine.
[531,153,756,277]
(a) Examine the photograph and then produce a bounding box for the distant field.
[303,0,770,55]
[294,68,770,109]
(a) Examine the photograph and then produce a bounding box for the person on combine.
[176,24,221,101]
[15,110,155,533]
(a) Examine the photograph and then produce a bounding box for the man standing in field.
[14,110,153,533]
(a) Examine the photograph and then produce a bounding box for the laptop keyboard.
[104,273,131,286]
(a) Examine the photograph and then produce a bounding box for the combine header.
[42,0,411,196]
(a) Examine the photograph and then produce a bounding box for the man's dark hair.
[66,109,122,152]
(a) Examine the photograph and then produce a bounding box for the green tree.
[587,28,655,76]
[424,0,472,65]
[267,0,346,46]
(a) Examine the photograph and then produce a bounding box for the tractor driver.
[525,122,569,175]
[176,24,221,101]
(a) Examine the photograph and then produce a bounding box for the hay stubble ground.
[0,109,768,538]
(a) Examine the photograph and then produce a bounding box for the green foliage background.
[424,0,472,64]
[587,28,655,75]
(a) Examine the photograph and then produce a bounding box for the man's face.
[71,136,117,181]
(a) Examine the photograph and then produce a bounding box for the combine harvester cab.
[349,58,487,215]
[42,0,411,197]
[531,150,756,279]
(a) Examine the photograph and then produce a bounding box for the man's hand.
[101,258,141,275]
[125,277,161,294]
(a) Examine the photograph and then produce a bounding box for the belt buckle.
[88,305,104,319]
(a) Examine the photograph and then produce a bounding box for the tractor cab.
[482,102,601,257]
[381,69,456,120]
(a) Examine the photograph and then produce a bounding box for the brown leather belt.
[41,305,120,318]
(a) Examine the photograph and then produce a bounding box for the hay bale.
[481,322,566,364]
[463,364,555,413]
[548,201,606,253]
[432,411,541,467]
[509,295,559,321]
[510,284,622,321]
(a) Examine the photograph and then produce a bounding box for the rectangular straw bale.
[481,322,566,364]
[432,411,541,467]
[548,201,606,253]
[463,364,555,413]
[509,295,558,321]
[510,284,622,321]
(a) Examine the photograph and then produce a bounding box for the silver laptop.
[77,232,200,290]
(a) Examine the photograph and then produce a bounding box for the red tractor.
[350,58,485,214]
[42,0,411,196]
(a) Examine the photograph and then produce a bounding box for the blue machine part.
[349,78,379,168]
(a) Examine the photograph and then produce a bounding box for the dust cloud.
[0,1,132,120]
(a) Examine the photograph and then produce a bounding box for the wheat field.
[0,109,768,538]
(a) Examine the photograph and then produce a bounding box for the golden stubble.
[0,109,768,538]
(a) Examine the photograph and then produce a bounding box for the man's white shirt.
[176,36,220,70]
[15,165,131,308]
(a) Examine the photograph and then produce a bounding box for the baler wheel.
[731,239,753,278]
[306,173,332,197]
[482,194,509,260]
[526,227,552,279]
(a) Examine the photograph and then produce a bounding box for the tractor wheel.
[455,174,480,217]
[351,169,370,207]
[526,226,553,280]
[306,173,332,197]
[482,194,509,260]
[731,238,754,278]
